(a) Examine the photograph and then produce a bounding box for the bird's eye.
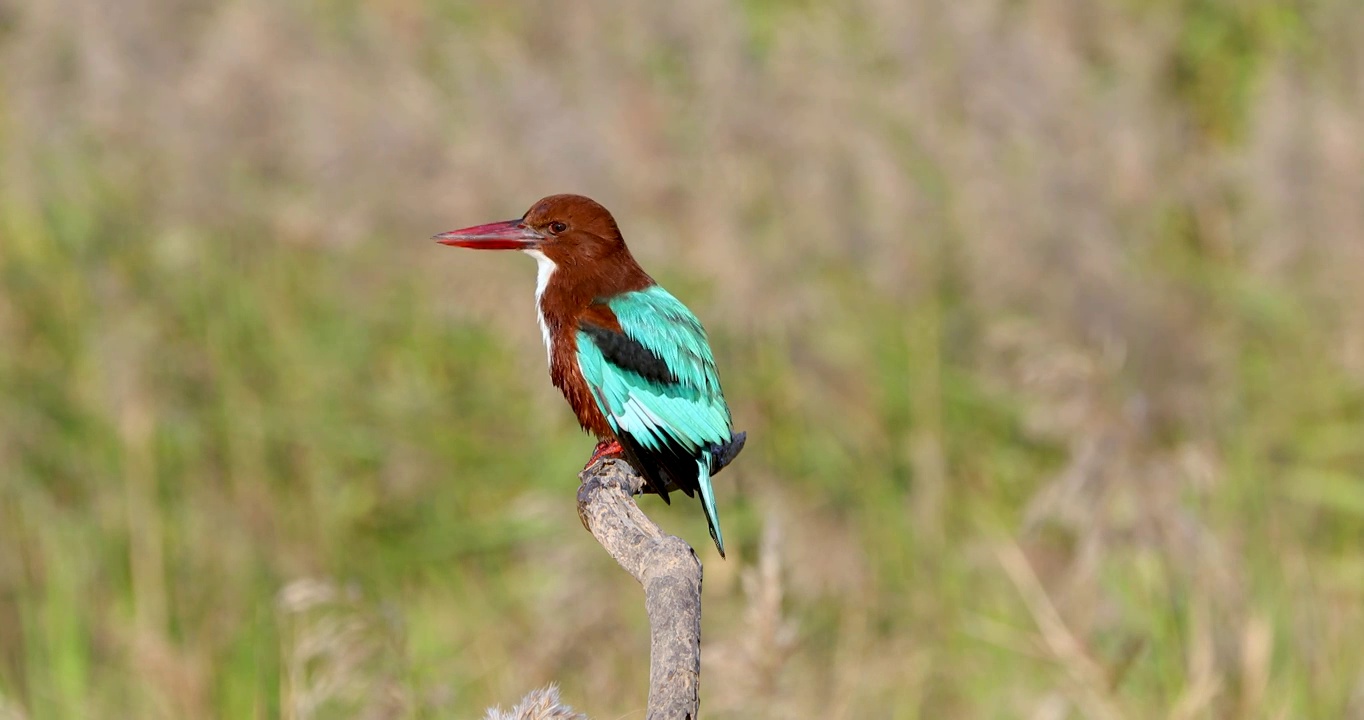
[549,221,568,235]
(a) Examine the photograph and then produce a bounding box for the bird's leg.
[586,439,625,469]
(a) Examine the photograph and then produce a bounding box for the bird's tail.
[697,455,725,558]
[709,431,746,476]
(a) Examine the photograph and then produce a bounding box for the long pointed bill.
[433,219,544,250]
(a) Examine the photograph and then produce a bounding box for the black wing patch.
[579,321,679,386]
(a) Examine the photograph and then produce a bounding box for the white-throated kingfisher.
[434,194,745,557]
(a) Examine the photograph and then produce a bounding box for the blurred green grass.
[2,0,1364,717]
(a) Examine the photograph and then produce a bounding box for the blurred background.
[2,0,1363,717]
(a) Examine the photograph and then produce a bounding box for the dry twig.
[576,458,703,720]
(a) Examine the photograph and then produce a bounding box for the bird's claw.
[585,439,625,469]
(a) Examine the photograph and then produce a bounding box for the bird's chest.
[528,252,615,438]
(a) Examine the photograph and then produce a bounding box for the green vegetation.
[2,0,1363,717]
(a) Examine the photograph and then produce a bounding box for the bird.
[434,194,745,557]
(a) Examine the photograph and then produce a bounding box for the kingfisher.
[434,194,745,557]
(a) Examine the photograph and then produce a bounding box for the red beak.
[433,219,544,250]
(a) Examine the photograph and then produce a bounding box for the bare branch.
[576,458,702,720]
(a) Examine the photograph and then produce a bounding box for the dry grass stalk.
[998,543,1125,720]
[484,685,587,720]
[705,519,798,716]
[277,579,410,720]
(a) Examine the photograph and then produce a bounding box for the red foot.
[585,439,625,469]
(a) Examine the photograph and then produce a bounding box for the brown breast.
[537,246,652,441]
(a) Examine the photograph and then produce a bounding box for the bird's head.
[434,194,627,266]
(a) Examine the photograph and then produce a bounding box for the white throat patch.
[524,249,557,366]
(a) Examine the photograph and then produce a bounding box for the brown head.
[436,194,631,266]
[434,194,653,303]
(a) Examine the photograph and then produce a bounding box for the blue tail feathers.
[697,456,725,558]
[612,429,745,558]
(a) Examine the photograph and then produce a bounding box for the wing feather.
[576,285,739,556]
[576,286,733,470]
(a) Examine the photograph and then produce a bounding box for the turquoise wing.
[576,285,741,556]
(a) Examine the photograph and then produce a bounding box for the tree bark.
[576,458,702,720]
